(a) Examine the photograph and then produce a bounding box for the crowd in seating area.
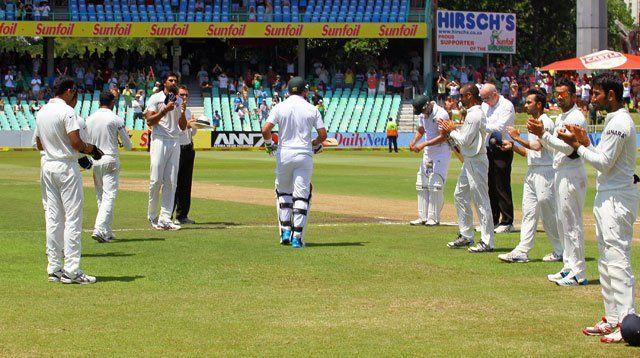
[0,0,51,20]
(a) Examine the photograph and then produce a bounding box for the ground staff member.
[261,77,327,248]
[173,85,197,225]
[146,72,187,230]
[85,90,132,243]
[498,89,562,263]
[528,77,588,287]
[439,83,495,253]
[409,95,450,226]
[386,118,398,153]
[480,83,516,233]
[558,73,639,344]
[35,76,104,285]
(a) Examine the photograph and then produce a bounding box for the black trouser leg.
[392,137,398,152]
[388,136,392,152]
[487,149,514,226]
[174,143,195,220]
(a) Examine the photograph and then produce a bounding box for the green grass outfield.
[1,150,639,356]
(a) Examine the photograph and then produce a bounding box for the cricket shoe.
[547,270,570,282]
[155,220,181,231]
[425,219,439,226]
[583,317,616,336]
[410,219,426,226]
[447,234,473,249]
[542,252,563,262]
[175,218,196,225]
[60,270,97,285]
[468,241,494,253]
[291,236,305,248]
[556,276,588,286]
[92,232,113,243]
[494,224,515,234]
[280,229,292,245]
[498,250,529,263]
[600,326,623,343]
[48,270,63,283]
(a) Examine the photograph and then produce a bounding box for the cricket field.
[0,149,638,356]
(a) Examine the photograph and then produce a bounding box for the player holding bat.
[408,95,452,227]
[261,77,327,248]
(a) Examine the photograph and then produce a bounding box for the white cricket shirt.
[449,105,487,158]
[35,98,80,161]
[541,104,586,170]
[267,95,325,154]
[146,91,184,139]
[85,108,132,156]
[178,109,196,145]
[418,102,451,156]
[577,107,637,191]
[527,113,555,167]
[482,95,516,143]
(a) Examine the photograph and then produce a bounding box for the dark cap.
[287,76,307,94]
[622,314,640,346]
[412,95,430,115]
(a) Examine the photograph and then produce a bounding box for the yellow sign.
[0,21,426,38]
[128,129,212,150]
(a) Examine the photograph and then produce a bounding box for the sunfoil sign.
[0,21,426,38]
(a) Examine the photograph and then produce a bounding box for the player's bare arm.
[35,136,43,151]
[508,126,540,151]
[311,127,328,147]
[178,101,188,131]
[409,126,424,152]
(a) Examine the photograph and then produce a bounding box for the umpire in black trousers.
[480,85,516,233]
[173,85,197,225]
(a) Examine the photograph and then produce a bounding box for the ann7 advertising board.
[436,10,516,54]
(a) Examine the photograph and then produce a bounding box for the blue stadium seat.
[178,12,186,21]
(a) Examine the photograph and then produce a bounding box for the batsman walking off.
[261,77,327,248]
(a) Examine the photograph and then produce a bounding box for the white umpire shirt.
[577,107,637,191]
[541,104,587,170]
[85,108,132,155]
[267,95,325,154]
[178,109,197,146]
[482,95,515,142]
[527,113,555,167]
[448,105,487,158]
[146,91,184,140]
[418,102,450,156]
[35,98,79,161]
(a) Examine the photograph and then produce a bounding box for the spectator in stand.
[366,74,377,96]
[437,74,447,103]
[580,78,591,111]
[334,69,344,88]
[233,92,242,111]
[393,69,404,95]
[132,91,144,121]
[29,100,41,113]
[31,74,42,98]
[410,67,420,93]
[378,73,386,94]
[122,85,134,107]
[447,79,460,101]
[237,104,246,124]
[272,91,280,105]
[218,72,228,94]
[0,99,4,112]
[632,74,640,110]
[272,74,283,93]
[200,76,212,94]
[623,80,631,109]
[248,6,257,21]
[316,99,325,118]
[212,110,221,129]
[4,69,15,95]
[344,68,354,88]
[318,67,329,86]
[258,99,269,123]
[197,66,208,85]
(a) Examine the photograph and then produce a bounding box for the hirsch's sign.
[436,10,516,54]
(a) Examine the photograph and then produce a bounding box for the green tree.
[608,0,635,50]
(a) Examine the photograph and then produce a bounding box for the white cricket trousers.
[148,136,180,223]
[514,165,562,255]
[594,188,639,325]
[454,155,494,247]
[555,166,587,281]
[93,156,120,238]
[275,150,313,238]
[41,160,84,276]
[40,155,47,211]
[416,152,450,223]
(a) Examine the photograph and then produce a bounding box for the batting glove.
[78,156,93,170]
[313,143,323,154]
[265,140,277,156]
[90,145,105,160]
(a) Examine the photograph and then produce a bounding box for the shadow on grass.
[111,238,165,243]
[492,247,513,253]
[195,222,242,226]
[84,252,135,258]
[587,279,601,286]
[527,257,596,263]
[98,275,145,283]
[306,242,368,247]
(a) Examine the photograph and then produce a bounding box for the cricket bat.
[447,137,464,163]
[322,138,339,147]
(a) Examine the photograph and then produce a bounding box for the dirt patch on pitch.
[114,178,456,222]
